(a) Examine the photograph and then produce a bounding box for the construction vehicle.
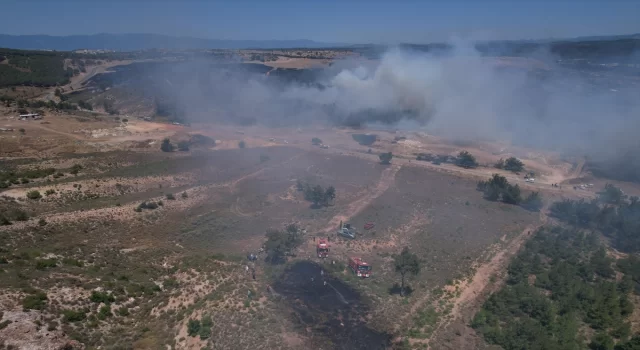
[348,257,371,278]
[337,222,356,239]
[316,239,329,258]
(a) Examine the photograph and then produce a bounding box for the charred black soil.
[273,261,391,350]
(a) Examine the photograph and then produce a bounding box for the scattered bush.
[199,315,213,340]
[37,218,47,226]
[22,291,47,310]
[35,258,57,270]
[62,309,86,323]
[45,189,56,196]
[14,209,28,221]
[90,291,115,304]
[166,193,176,200]
[97,305,112,320]
[26,190,42,200]
[0,215,11,226]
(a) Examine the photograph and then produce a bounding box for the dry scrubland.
[1,108,635,350]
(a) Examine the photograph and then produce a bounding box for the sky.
[1,0,639,44]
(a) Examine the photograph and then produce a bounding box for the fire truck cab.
[316,239,329,258]
[348,257,371,278]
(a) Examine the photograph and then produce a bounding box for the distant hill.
[0,33,347,51]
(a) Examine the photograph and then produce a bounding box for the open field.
[2,100,640,350]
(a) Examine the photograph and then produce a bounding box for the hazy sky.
[1,0,639,43]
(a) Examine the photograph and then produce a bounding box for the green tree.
[199,315,213,340]
[379,152,393,164]
[311,137,322,145]
[187,319,201,337]
[590,333,614,350]
[160,138,174,152]
[394,247,421,296]
[238,140,246,148]
[598,184,626,205]
[456,151,479,168]
[522,192,543,211]
[310,185,325,207]
[494,158,505,169]
[324,186,336,205]
[504,157,525,172]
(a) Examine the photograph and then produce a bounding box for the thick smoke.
[163,42,639,177]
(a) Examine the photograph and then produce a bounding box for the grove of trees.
[495,157,525,172]
[473,226,637,350]
[477,174,522,204]
[263,225,303,264]
[296,180,335,207]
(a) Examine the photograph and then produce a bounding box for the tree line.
[549,184,640,254]
[473,226,638,350]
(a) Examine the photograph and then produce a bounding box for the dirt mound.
[273,261,390,350]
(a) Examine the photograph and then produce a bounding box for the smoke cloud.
[154,41,640,177]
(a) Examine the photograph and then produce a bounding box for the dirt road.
[322,164,401,233]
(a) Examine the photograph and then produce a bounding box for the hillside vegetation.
[0,48,73,87]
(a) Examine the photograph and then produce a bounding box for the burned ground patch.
[273,261,390,350]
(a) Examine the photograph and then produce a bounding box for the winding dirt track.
[321,164,401,233]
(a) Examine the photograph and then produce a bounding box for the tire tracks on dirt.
[322,164,401,234]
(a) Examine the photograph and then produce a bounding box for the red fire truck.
[316,239,329,258]
[348,257,371,278]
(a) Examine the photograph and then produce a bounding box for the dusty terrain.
[2,103,634,349]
